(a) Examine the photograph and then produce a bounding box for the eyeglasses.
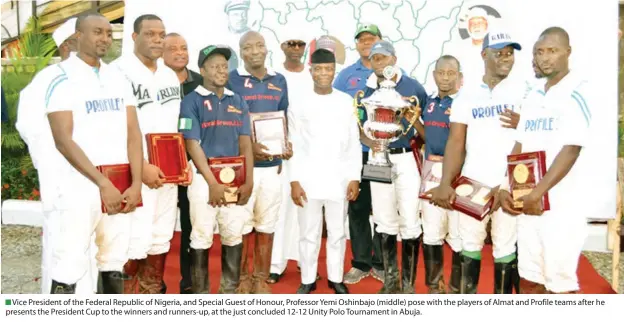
[287,41,306,48]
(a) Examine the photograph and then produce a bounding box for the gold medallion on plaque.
[219,167,236,184]
[455,184,474,197]
[513,164,529,184]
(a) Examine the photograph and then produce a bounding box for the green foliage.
[1,17,56,201]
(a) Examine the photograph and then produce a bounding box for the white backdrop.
[122,0,619,220]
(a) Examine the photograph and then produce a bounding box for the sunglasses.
[287,41,306,48]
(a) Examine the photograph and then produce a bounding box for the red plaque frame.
[507,151,550,212]
[97,163,143,213]
[208,156,246,204]
[146,133,190,184]
[419,155,444,200]
[451,176,494,221]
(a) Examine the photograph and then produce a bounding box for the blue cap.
[368,40,395,59]
[482,31,522,51]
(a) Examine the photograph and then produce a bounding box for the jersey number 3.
[244,78,253,89]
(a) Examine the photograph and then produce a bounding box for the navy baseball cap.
[368,40,395,59]
[482,30,522,51]
[198,45,232,68]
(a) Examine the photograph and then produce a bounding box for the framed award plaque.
[208,156,246,204]
[507,151,550,212]
[450,176,494,221]
[419,154,444,200]
[97,163,143,213]
[250,111,288,157]
[146,133,190,184]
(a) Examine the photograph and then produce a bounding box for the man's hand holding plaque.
[237,182,253,206]
[450,176,494,221]
[208,156,246,206]
[428,184,456,210]
[251,111,288,161]
[506,151,550,213]
[121,183,143,213]
[419,155,444,200]
[143,162,165,189]
[98,163,143,214]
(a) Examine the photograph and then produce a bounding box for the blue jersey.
[179,85,250,163]
[421,94,454,158]
[227,68,288,168]
[360,71,429,150]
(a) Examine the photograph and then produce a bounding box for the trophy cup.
[354,66,420,183]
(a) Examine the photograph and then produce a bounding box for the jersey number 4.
[244,78,253,89]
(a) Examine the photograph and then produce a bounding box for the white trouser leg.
[446,211,463,253]
[94,210,132,272]
[188,175,217,250]
[517,215,545,284]
[127,185,157,260]
[298,199,324,284]
[270,182,288,274]
[149,184,178,255]
[541,212,587,293]
[216,205,248,247]
[490,208,517,259]
[458,213,489,254]
[421,202,448,246]
[324,199,348,284]
[244,166,283,234]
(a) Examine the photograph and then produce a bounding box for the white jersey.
[450,77,530,187]
[45,55,135,168]
[289,89,361,201]
[110,55,181,158]
[516,72,591,212]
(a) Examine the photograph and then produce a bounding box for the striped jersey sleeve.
[44,67,72,114]
[560,80,592,147]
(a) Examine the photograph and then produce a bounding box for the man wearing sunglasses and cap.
[16,17,99,295]
[430,27,524,294]
[179,45,254,294]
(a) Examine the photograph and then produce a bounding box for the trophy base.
[362,164,394,184]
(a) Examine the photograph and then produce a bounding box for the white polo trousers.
[459,208,517,259]
[188,174,249,249]
[127,183,178,259]
[370,151,422,239]
[517,211,587,293]
[243,166,283,234]
[421,202,462,252]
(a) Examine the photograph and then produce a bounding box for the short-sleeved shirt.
[179,85,251,161]
[227,67,288,168]
[110,55,182,159]
[45,55,135,168]
[422,93,455,158]
[360,69,429,150]
[516,74,591,212]
[449,77,529,187]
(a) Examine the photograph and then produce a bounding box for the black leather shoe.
[267,273,282,284]
[328,281,349,294]
[296,283,316,294]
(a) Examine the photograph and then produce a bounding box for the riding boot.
[218,243,243,294]
[378,233,400,294]
[190,248,210,294]
[51,280,76,294]
[423,244,446,294]
[138,253,168,294]
[236,233,253,294]
[123,259,142,294]
[251,232,274,294]
[459,254,481,294]
[401,237,421,294]
[447,251,461,294]
[100,271,126,294]
[494,257,517,294]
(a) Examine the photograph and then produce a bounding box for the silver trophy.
[354,66,420,183]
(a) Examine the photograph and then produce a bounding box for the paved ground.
[1,224,622,294]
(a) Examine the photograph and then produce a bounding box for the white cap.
[52,18,77,47]
[468,7,488,21]
[281,29,308,43]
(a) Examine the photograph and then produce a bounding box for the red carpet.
[162,232,616,294]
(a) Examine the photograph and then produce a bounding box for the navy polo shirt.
[227,67,288,168]
[360,71,429,150]
[421,94,455,158]
[179,85,251,162]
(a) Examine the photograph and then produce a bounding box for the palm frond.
[19,154,34,171]
[1,129,26,150]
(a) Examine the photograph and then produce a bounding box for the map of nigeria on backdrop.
[123,0,536,93]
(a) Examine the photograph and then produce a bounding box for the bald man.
[227,31,291,294]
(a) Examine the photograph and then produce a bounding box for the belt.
[388,147,413,154]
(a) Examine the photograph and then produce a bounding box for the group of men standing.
[16,10,591,296]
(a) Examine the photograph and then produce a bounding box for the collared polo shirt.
[227,67,288,168]
[360,69,429,150]
[422,93,456,158]
[179,85,251,160]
